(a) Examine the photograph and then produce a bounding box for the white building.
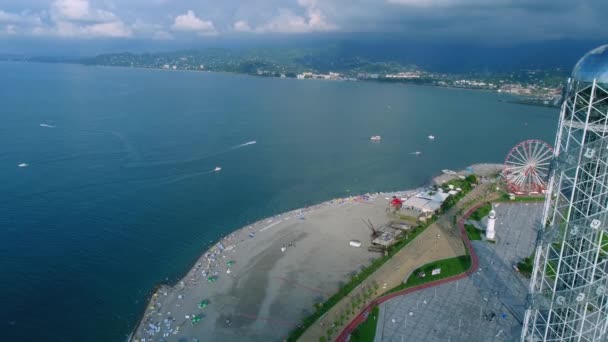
[401,189,450,214]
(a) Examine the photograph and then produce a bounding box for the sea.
[0,61,557,341]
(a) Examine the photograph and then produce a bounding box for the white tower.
[486,206,496,240]
[522,45,608,342]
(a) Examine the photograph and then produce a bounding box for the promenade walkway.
[299,183,496,341]
[374,203,540,341]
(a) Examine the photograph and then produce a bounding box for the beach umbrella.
[207,276,218,283]
[227,260,235,267]
[191,315,203,325]
[198,300,210,308]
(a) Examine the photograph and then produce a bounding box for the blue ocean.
[0,62,557,341]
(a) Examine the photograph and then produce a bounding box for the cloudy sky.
[1,0,607,43]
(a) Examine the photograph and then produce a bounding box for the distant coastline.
[0,59,559,107]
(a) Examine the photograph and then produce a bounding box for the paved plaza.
[375,203,542,342]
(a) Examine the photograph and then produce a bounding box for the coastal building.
[401,189,450,214]
[385,72,421,79]
[521,45,608,342]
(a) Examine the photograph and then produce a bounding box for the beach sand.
[131,189,420,342]
[131,164,502,342]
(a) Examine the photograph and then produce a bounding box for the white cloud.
[3,24,17,35]
[47,19,132,38]
[0,10,21,23]
[32,0,133,38]
[0,10,42,25]
[249,0,336,33]
[0,3,130,39]
[172,10,215,35]
[233,20,252,32]
[52,0,118,23]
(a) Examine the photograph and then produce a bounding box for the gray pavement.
[375,203,542,342]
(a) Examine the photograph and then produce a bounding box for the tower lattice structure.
[522,47,608,342]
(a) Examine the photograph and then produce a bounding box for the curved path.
[335,202,486,341]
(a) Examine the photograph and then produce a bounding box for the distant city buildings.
[75,51,564,106]
[296,71,344,80]
[385,71,421,79]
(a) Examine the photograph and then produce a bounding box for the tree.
[465,174,477,184]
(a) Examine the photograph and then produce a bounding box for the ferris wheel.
[503,140,554,194]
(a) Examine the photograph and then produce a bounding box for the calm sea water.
[0,62,557,341]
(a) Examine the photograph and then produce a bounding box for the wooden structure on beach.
[369,220,412,249]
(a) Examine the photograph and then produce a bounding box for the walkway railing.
[334,202,486,341]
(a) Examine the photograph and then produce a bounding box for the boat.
[442,169,457,175]
[428,135,435,140]
[18,163,28,168]
[214,167,222,172]
[370,135,381,141]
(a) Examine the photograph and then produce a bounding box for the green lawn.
[465,224,483,241]
[356,256,472,342]
[348,306,379,342]
[469,203,492,221]
[384,255,471,295]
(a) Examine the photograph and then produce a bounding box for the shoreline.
[129,189,422,341]
[0,60,552,103]
[129,163,501,341]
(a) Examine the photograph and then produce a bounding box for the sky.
[1,0,607,53]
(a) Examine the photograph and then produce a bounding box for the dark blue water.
[0,62,557,341]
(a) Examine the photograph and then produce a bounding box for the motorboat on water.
[370,135,382,141]
[428,135,435,140]
[214,167,222,172]
[18,163,28,168]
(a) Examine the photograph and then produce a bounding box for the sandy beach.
[130,164,502,342]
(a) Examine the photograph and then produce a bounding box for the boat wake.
[409,151,422,155]
[234,140,257,148]
[127,140,257,169]
[158,169,219,186]
[40,123,56,128]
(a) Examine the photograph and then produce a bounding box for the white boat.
[214,167,222,172]
[370,135,381,141]
[18,163,28,168]
[428,135,435,140]
[442,169,457,175]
